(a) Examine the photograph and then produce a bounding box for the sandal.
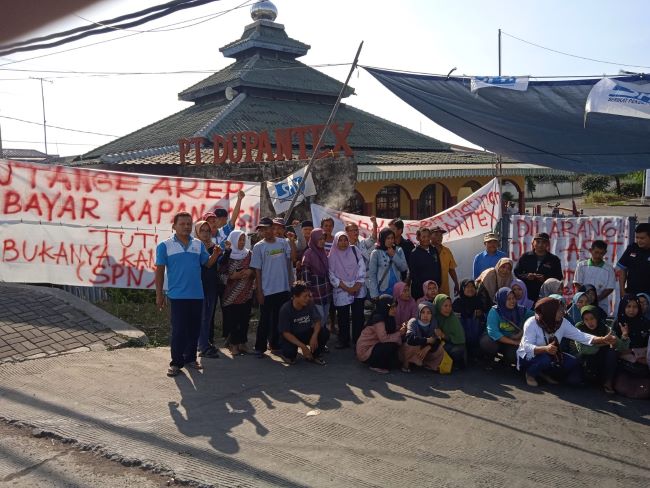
[166,366,181,377]
[185,361,203,370]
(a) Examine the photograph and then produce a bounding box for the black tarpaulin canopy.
[364,67,650,174]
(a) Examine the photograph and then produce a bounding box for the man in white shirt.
[573,240,616,313]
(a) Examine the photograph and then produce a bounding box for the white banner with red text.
[311,178,501,280]
[0,159,260,288]
[509,215,629,313]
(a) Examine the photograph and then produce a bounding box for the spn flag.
[470,76,529,93]
[585,78,650,121]
[266,166,317,214]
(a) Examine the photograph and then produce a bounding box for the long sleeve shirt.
[355,322,403,362]
[517,317,595,366]
[329,249,367,306]
[513,251,563,301]
[408,245,442,300]
[368,248,408,298]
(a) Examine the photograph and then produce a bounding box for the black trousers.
[479,333,518,366]
[169,299,203,368]
[255,291,290,352]
[335,297,365,346]
[222,300,252,346]
[366,342,400,370]
[281,327,331,360]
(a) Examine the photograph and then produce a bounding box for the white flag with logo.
[470,76,529,93]
[266,166,317,214]
[585,78,650,120]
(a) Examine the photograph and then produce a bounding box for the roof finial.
[250,1,278,22]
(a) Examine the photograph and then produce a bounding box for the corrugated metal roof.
[357,163,569,181]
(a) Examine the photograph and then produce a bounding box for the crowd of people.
[154,199,650,398]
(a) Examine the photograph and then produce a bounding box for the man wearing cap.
[473,233,507,278]
[514,232,563,302]
[431,226,459,297]
[250,217,294,357]
[203,190,246,248]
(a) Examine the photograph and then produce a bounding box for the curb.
[4,284,149,344]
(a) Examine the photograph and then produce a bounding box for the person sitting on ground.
[433,294,467,368]
[368,228,408,299]
[393,281,418,329]
[613,294,650,376]
[511,278,534,310]
[476,257,515,310]
[408,228,441,300]
[481,287,534,366]
[637,293,650,320]
[473,232,507,279]
[220,230,256,357]
[538,278,564,300]
[574,305,628,394]
[566,291,589,326]
[356,295,407,374]
[329,231,366,348]
[452,279,485,360]
[278,281,330,365]
[301,228,332,327]
[401,301,447,373]
[578,284,608,318]
[516,297,617,387]
[417,280,439,305]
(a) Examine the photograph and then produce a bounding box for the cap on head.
[272,217,286,227]
[256,217,273,229]
[431,226,447,234]
[483,232,499,243]
[202,211,217,220]
[534,232,550,242]
[301,220,314,228]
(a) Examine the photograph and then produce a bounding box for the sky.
[1,0,649,157]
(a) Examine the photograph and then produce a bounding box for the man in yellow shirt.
[431,227,459,297]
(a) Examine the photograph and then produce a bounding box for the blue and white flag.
[470,76,529,93]
[586,78,650,121]
[266,166,317,214]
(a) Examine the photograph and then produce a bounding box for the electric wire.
[0,115,118,137]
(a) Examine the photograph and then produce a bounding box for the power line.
[501,31,650,70]
[2,139,102,146]
[0,115,118,137]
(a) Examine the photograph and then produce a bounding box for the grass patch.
[583,191,626,206]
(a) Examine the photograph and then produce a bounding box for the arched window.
[345,191,365,215]
[375,185,401,219]
[417,184,436,219]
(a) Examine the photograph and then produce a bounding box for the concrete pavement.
[0,347,648,488]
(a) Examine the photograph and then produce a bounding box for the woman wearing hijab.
[574,305,628,393]
[539,278,564,300]
[434,294,467,368]
[476,257,515,310]
[329,231,366,348]
[517,297,617,387]
[613,294,650,374]
[220,230,256,356]
[566,292,589,326]
[368,228,408,299]
[510,278,533,310]
[392,281,418,328]
[401,302,446,372]
[356,295,407,373]
[636,293,650,320]
[417,280,439,305]
[481,287,534,366]
[577,284,608,318]
[195,220,224,359]
[452,279,485,360]
[301,228,332,326]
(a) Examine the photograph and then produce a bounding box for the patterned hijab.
[302,228,328,276]
[393,281,418,327]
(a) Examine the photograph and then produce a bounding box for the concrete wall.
[518,181,582,200]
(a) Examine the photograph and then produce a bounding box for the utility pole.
[30,77,53,155]
[498,28,502,76]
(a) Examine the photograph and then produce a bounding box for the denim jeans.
[198,282,222,352]
[520,352,582,384]
[281,327,331,360]
[169,299,203,367]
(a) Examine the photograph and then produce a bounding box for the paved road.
[1,347,648,488]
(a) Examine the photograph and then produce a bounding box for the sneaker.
[198,347,220,359]
[525,374,539,387]
[166,366,181,377]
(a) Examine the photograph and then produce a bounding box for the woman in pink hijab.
[393,281,418,328]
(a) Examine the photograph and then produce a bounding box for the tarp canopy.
[364,67,650,174]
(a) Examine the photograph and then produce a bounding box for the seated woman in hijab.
[577,283,608,318]
[481,287,534,366]
[613,294,650,376]
[393,281,418,328]
[476,257,515,310]
[434,294,466,368]
[511,278,533,310]
[517,297,617,387]
[566,291,590,326]
[538,278,564,301]
[356,295,407,374]
[401,302,445,373]
[452,279,485,361]
[417,280,439,305]
[636,293,650,320]
[574,305,629,394]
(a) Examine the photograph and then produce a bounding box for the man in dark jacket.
[514,232,563,302]
[408,228,442,300]
[389,218,415,280]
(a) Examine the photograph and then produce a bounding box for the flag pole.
[282,40,364,222]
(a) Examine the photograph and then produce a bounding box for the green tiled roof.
[178,55,352,102]
[220,20,310,59]
[83,94,450,160]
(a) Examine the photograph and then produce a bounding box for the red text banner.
[0,159,261,288]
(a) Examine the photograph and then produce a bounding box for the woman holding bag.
[368,228,408,299]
